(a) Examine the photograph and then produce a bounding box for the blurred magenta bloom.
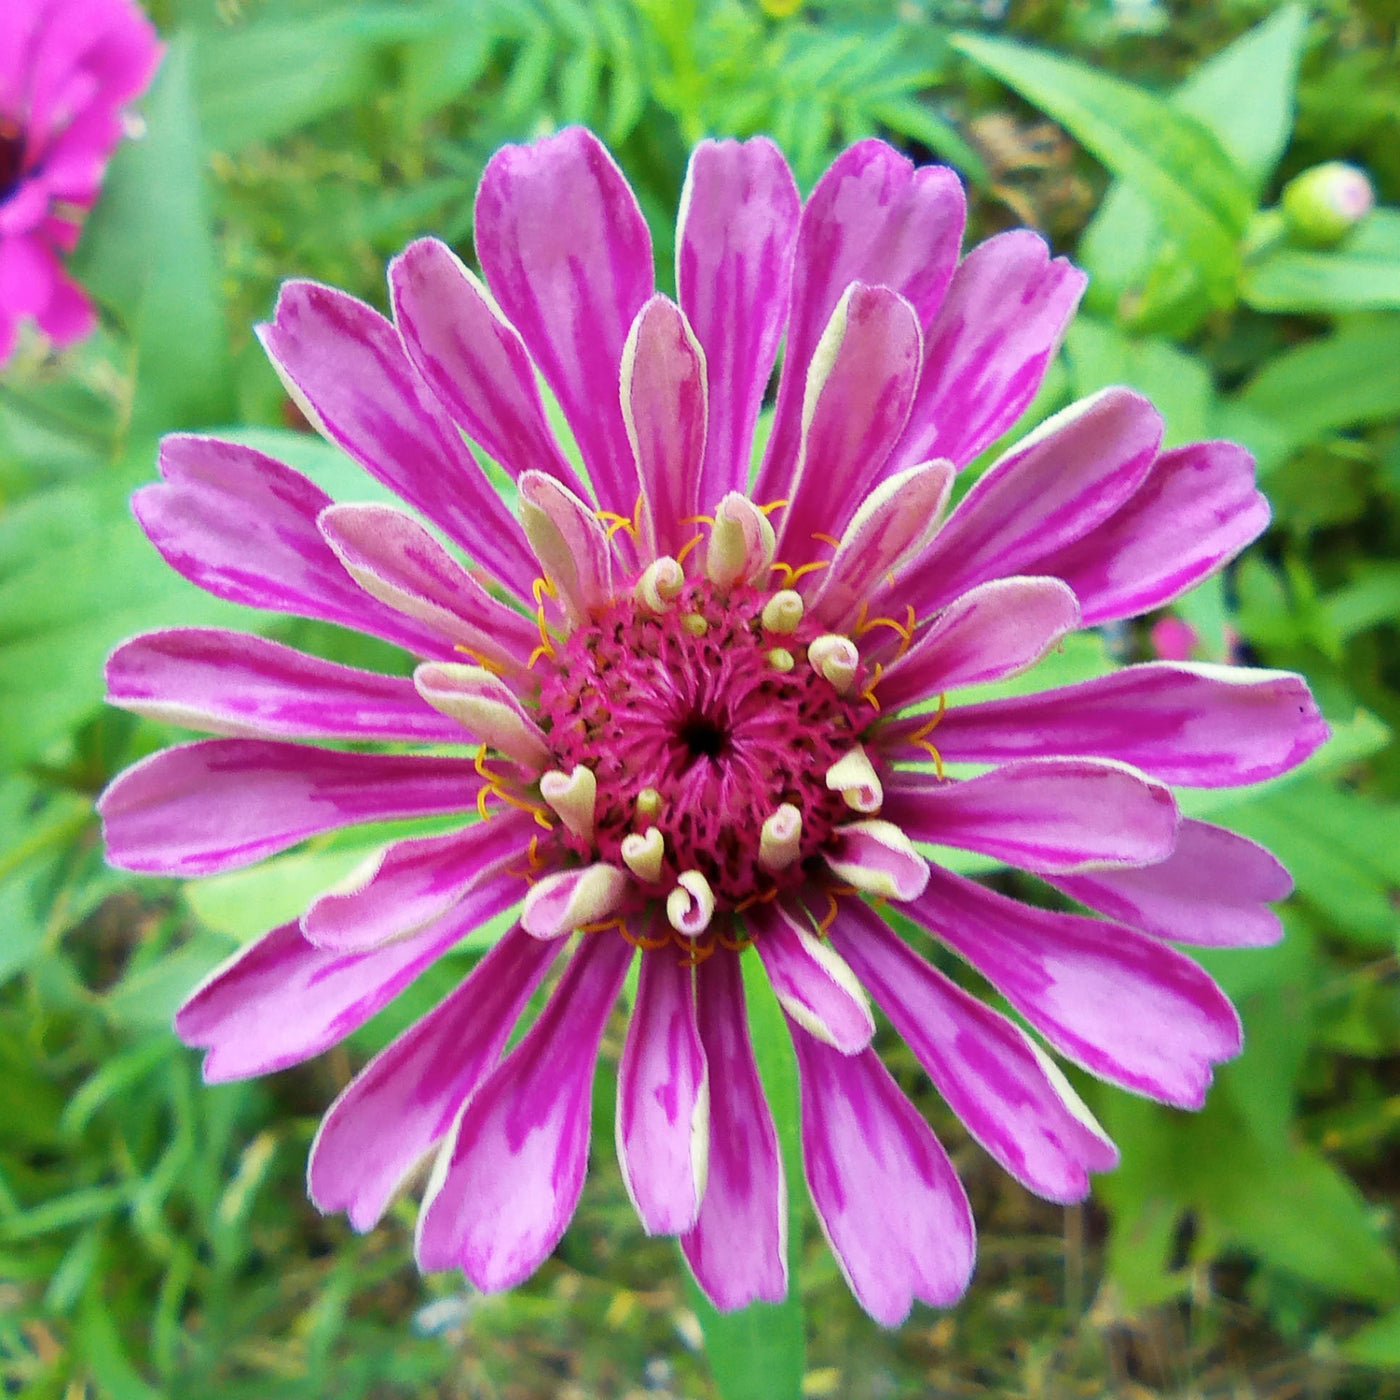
[100,129,1326,1325]
[0,0,161,361]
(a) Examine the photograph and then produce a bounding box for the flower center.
[0,117,25,203]
[533,578,878,909]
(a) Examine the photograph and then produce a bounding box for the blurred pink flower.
[101,129,1325,1325]
[0,0,161,361]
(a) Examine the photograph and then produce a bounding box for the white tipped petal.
[826,745,883,813]
[808,634,860,694]
[667,870,716,938]
[539,766,598,842]
[758,804,803,872]
[825,820,929,900]
[521,863,630,939]
[413,663,549,769]
[708,493,776,589]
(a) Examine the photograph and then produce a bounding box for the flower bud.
[1281,162,1374,248]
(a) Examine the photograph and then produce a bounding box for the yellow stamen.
[675,532,705,566]
[757,498,790,517]
[810,531,841,549]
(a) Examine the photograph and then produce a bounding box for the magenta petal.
[518,471,615,626]
[748,901,875,1054]
[908,662,1329,787]
[258,280,534,599]
[388,237,587,496]
[308,924,559,1230]
[617,944,709,1235]
[135,436,453,659]
[894,229,1086,471]
[760,141,965,497]
[681,946,787,1310]
[791,1029,975,1326]
[878,576,1080,710]
[1051,818,1291,947]
[622,296,707,560]
[896,388,1163,617]
[174,876,522,1082]
[809,460,955,631]
[677,137,800,508]
[1032,440,1271,626]
[316,501,536,673]
[909,866,1243,1108]
[885,758,1179,874]
[829,901,1118,1204]
[775,283,924,566]
[301,813,533,951]
[415,933,633,1288]
[100,739,482,876]
[474,126,653,516]
[106,628,459,743]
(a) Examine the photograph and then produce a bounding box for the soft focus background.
[3,0,1400,1395]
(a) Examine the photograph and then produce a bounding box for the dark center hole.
[0,118,25,203]
[678,712,728,760]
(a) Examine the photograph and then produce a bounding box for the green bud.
[1280,162,1375,248]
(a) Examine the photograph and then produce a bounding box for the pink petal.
[174,875,522,1082]
[900,662,1329,788]
[677,137,800,509]
[774,283,924,568]
[316,502,536,674]
[100,739,482,876]
[617,944,709,1235]
[301,812,533,951]
[808,460,955,631]
[622,296,707,560]
[517,471,615,624]
[909,866,1243,1108]
[885,758,1179,874]
[829,900,1118,1203]
[681,946,787,1310]
[878,576,1080,711]
[893,230,1086,471]
[35,269,96,344]
[105,628,459,743]
[894,388,1162,618]
[791,1030,974,1327]
[759,142,965,498]
[474,126,653,516]
[388,237,586,496]
[1050,818,1290,947]
[308,924,559,1230]
[415,932,633,1287]
[747,901,874,1054]
[257,280,534,599]
[1031,441,1271,626]
[134,436,454,659]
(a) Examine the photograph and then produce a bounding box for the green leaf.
[1342,1308,1400,1369]
[196,8,432,152]
[1172,2,1306,195]
[684,957,805,1400]
[71,35,234,444]
[1221,314,1400,472]
[952,31,1250,299]
[1242,211,1400,313]
[76,1284,165,1400]
[1062,317,1215,446]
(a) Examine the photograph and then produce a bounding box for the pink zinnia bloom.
[100,129,1326,1326]
[0,0,161,361]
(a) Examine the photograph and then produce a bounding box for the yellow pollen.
[681,613,709,637]
[636,787,662,820]
[766,647,795,672]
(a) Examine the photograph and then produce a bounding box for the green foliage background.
[3,0,1400,1395]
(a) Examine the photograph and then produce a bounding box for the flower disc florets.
[535,576,876,907]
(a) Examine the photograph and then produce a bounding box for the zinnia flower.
[0,0,161,361]
[100,128,1327,1326]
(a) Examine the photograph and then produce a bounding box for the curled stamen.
[825,744,883,813]
[634,556,684,613]
[620,826,665,882]
[761,589,804,634]
[758,803,802,872]
[666,870,716,938]
[540,765,598,842]
[808,634,860,694]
